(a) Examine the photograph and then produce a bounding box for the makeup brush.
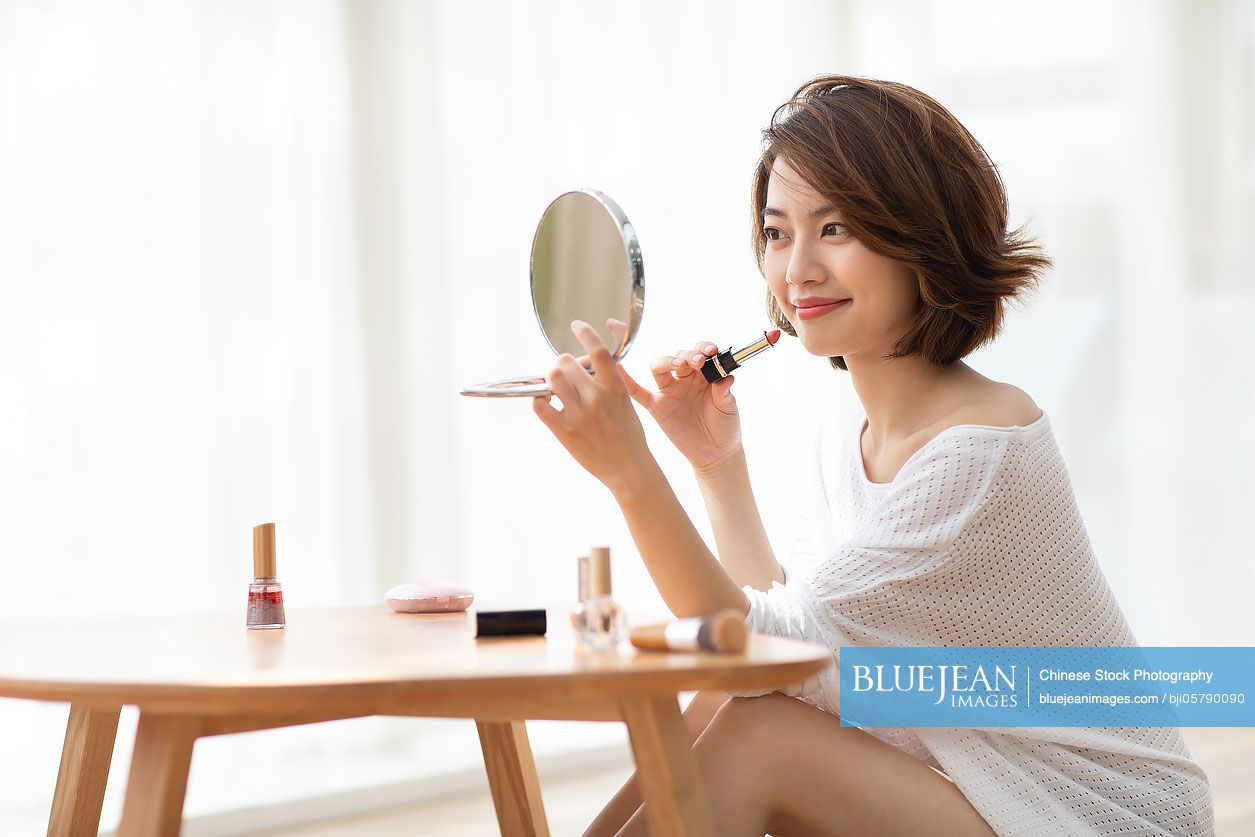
[701,329,781,383]
[629,609,748,654]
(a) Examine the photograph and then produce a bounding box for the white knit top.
[737,407,1215,835]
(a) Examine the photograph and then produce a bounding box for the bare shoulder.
[948,382,1043,429]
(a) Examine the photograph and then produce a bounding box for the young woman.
[532,75,1214,836]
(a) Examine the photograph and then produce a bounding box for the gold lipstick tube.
[701,330,780,383]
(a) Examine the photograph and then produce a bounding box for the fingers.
[690,341,719,364]
[648,354,679,389]
[546,356,584,410]
[570,320,625,396]
[532,392,565,430]
[618,364,655,409]
[675,341,718,378]
[569,319,626,367]
[606,335,725,411]
[646,340,720,388]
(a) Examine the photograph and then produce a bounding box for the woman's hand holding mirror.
[532,318,653,497]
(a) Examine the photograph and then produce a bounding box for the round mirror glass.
[460,188,644,397]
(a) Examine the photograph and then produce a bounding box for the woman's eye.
[763,224,844,242]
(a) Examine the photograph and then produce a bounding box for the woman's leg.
[615,693,997,837]
[580,690,731,837]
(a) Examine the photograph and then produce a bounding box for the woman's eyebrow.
[762,204,838,220]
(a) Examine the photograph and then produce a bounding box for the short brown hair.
[751,75,1052,371]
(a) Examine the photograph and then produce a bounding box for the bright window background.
[2,0,1253,832]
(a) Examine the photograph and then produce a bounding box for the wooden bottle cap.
[253,523,277,578]
[588,546,612,597]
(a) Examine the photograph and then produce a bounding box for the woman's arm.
[532,320,749,620]
[610,457,750,619]
[693,446,784,592]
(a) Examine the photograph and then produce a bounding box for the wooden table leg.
[48,703,121,837]
[620,695,716,837]
[116,713,201,837]
[475,719,550,837]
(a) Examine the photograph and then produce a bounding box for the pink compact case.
[385,582,475,613]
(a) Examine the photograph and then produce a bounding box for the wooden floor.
[252,749,634,836]
[253,728,1255,836]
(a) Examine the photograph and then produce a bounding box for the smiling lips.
[794,298,851,321]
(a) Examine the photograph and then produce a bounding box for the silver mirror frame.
[460,188,645,397]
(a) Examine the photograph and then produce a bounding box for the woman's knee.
[702,693,786,748]
[682,689,731,743]
[702,693,838,767]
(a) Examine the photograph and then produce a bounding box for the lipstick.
[475,608,548,637]
[701,329,781,383]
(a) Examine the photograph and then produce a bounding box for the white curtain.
[0,1,387,830]
[2,0,1252,831]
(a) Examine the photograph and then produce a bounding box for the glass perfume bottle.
[576,546,626,650]
[246,522,286,630]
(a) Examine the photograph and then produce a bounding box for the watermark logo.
[851,663,1018,708]
[838,647,1255,728]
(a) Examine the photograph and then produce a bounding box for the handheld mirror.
[459,188,644,397]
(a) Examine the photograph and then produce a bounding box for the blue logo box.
[837,647,1255,727]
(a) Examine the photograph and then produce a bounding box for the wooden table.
[0,604,830,836]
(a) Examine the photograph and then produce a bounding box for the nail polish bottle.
[569,554,590,633]
[576,546,626,650]
[246,522,286,630]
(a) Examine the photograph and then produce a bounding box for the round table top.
[0,604,831,714]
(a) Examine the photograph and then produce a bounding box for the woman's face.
[762,157,919,364]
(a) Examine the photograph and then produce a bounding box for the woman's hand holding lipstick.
[615,337,744,478]
[532,319,654,497]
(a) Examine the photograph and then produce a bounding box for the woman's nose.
[785,242,826,287]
